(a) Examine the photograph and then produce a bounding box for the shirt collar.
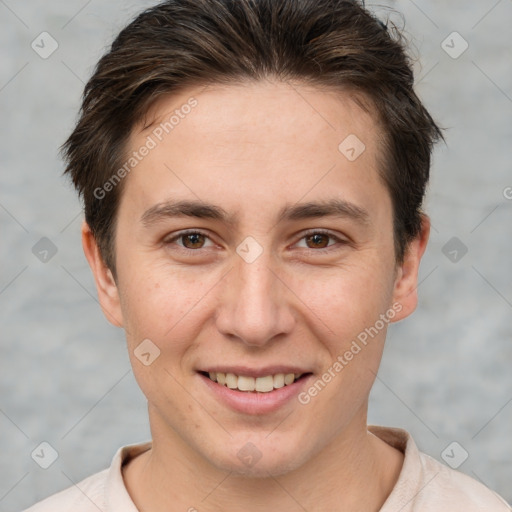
[105,440,152,511]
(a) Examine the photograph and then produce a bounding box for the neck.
[123,405,403,512]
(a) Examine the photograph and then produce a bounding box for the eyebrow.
[140,198,370,228]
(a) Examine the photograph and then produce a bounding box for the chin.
[207,438,310,478]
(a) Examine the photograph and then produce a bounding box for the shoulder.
[369,426,511,512]
[22,440,152,512]
[414,451,511,511]
[22,468,109,512]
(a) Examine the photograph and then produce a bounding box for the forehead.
[140,80,380,146]
[121,80,388,222]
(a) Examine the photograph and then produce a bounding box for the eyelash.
[164,229,348,254]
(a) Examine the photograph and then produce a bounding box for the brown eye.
[164,230,215,253]
[305,233,330,249]
[295,230,347,253]
[180,232,206,249]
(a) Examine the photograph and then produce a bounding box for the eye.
[164,230,215,250]
[163,229,348,254]
[295,230,347,252]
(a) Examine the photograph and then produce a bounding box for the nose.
[215,250,296,347]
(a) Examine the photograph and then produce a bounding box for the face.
[84,79,427,477]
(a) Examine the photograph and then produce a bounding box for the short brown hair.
[62,0,443,274]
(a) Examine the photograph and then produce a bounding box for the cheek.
[117,270,201,401]
[117,261,218,351]
[293,262,395,417]
[290,257,395,332]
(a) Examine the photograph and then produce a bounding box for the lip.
[198,371,313,415]
[200,366,309,378]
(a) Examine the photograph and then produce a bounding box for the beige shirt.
[23,426,511,511]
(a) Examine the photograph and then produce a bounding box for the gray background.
[1,1,511,510]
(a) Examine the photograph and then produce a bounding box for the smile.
[202,371,305,393]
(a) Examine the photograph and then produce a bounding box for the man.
[25,0,511,510]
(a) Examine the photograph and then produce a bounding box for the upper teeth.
[208,372,302,393]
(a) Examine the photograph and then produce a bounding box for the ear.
[81,221,124,327]
[390,214,430,322]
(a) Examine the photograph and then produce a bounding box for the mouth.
[198,370,311,393]
[198,368,313,414]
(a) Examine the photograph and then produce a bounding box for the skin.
[83,79,429,511]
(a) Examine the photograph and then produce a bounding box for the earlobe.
[81,221,124,327]
[390,215,430,322]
